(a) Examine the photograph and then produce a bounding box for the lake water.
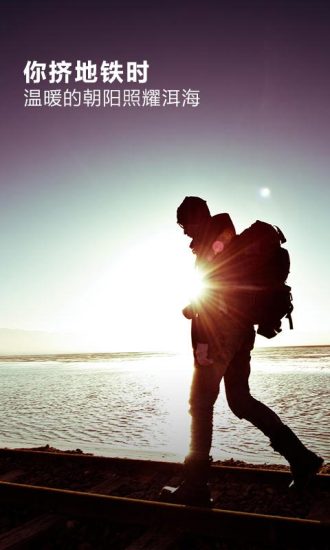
[0,346,329,465]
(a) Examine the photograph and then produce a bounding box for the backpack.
[234,220,293,338]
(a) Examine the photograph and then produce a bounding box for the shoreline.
[1,444,329,472]
[0,441,284,468]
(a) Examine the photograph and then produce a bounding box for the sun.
[62,231,206,351]
[185,267,206,302]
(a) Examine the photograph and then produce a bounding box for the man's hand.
[182,304,195,319]
[194,343,214,367]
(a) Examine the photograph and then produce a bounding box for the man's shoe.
[270,425,324,490]
[159,481,213,507]
[289,452,324,490]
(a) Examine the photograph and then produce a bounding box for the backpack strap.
[286,311,294,330]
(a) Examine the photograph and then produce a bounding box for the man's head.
[177,196,211,238]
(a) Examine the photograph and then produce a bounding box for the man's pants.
[188,325,285,459]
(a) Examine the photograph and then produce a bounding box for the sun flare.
[61,231,206,351]
[185,267,206,302]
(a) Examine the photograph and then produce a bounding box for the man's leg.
[224,329,284,436]
[160,330,232,507]
[188,359,223,460]
[160,361,223,506]
[224,330,323,488]
[188,320,252,459]
[164,324,249,505]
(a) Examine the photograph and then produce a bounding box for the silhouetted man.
[164,196,323,506]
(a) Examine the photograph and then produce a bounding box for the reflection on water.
[0,347,329,464]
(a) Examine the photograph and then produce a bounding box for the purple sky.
[1,0,330,352]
